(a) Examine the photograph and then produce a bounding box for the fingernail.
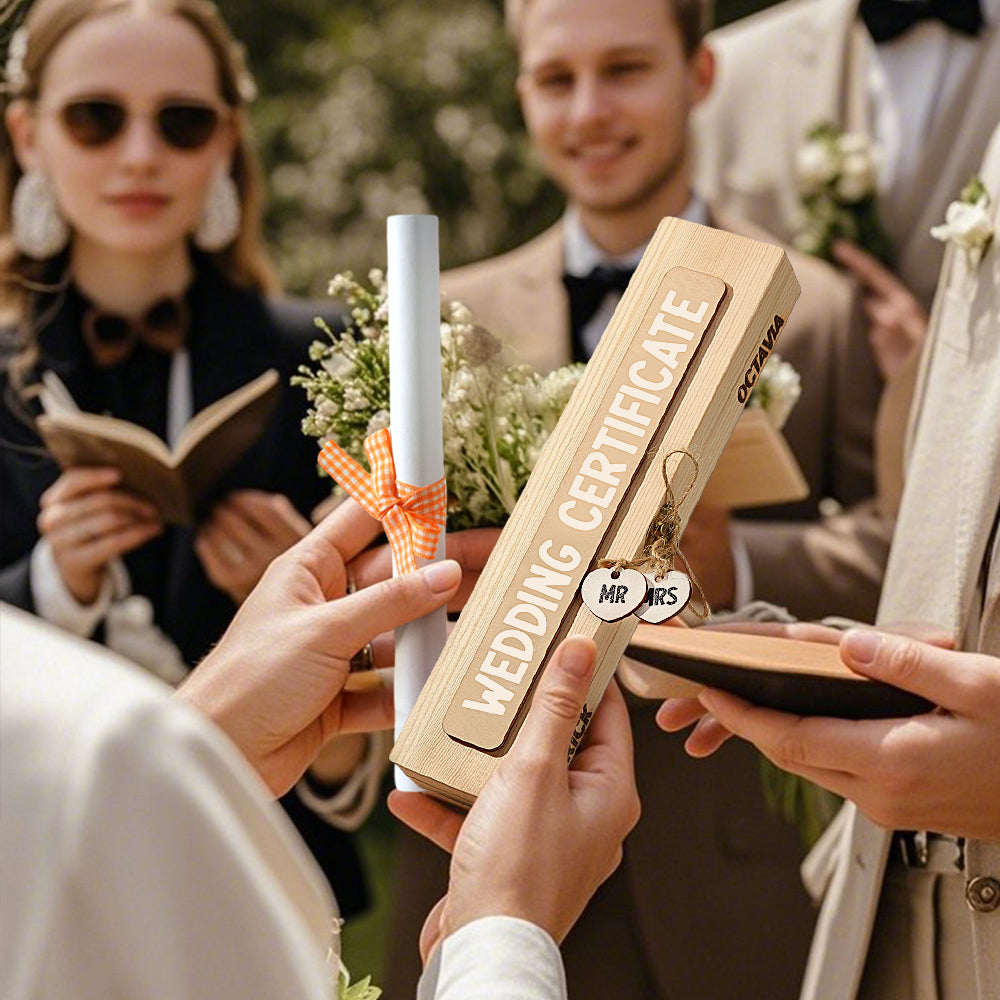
[423,559,461,594]
[844,629,881,665]
[557,637,594,680]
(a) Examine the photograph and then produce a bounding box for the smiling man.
[385,2,891,998]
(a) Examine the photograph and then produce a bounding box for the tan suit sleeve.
[736,500,892,624]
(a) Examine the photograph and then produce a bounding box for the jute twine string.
[597,448,711,620]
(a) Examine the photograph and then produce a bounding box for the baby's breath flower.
[294,270,586,529]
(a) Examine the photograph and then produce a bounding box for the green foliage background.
[3,0,779,293]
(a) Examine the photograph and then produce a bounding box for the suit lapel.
[506,223,571,372]
[162,267,278,632]
[879,129,1000,636]
[784,0,865,148]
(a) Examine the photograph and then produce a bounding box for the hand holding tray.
[622,624,933,719]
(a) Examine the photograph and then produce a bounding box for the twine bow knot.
[599,448,711,620]
[318,428,447,575]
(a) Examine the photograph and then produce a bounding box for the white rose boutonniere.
[744,352,801,431]
[931,176,994,268]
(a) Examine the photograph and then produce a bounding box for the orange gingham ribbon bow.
[318,428,447,575]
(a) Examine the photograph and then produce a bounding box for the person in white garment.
[660,121,1000,1000]
[1,496,639,1000]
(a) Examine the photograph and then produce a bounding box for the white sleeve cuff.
[294,731,389,832]
[730,529,754,610]
[30,538,113,637]
[418,916,567,1000]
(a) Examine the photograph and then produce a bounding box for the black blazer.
[0,256,367,915]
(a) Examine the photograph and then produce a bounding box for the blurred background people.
[0,0,370,919]
[444,0,889,625]
[694,0,1000,363]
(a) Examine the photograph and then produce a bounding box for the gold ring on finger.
[349,643,375,672]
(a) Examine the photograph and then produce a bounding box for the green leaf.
[960,175,989,206]
[339,973,383,1000]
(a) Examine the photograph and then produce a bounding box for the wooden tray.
[623,625,932,719]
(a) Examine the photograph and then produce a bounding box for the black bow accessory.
[859,0,983,43]
[82,296,189,368]
[562,264,634,362]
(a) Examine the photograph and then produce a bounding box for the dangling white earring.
[194,168,241,251]
[12,171,70,259]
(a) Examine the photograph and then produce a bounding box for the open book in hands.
[35,369,281,524]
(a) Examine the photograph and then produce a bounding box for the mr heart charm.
[580,567,650,622]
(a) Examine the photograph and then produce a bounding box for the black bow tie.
[859,0,984,43]
[82,296,188,369]
[562,265,634,362]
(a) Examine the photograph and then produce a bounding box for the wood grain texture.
[391,216,800,804]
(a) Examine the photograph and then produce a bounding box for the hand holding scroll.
[179,498,462,796]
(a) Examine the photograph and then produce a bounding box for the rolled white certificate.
[388,214,447,791]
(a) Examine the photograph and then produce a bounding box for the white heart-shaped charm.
[635,570,691,623]
[580,567,649,622]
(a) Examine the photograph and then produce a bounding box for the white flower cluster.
[796,130,877,204]
[293,270,584,530]
[744,352,801,431]
[794,123,892,265]
[294,272,801,529]
[930,176,993,268]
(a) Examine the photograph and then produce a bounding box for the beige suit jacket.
[692,0,1000,308]
[443,213,891,622]
[801,125,1000,1000]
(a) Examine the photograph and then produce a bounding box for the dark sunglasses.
[57,98,223,151]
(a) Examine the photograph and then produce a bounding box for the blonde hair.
[505,0,712,56]
[1,0,278,348]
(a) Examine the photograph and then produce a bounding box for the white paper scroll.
[388,214,447,791]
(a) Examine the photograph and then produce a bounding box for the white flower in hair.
[931,177,994,268]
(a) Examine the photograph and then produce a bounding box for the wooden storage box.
[391,217,800,805]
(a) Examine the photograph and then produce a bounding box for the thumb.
[329,560,461,655]
[512,636,597,767]
[839,629,961,711]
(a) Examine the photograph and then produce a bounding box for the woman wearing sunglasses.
[0,0,373,916]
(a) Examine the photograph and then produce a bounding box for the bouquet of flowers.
[294,269,582,530]
[294,271,802,531]
[794,122,893,266]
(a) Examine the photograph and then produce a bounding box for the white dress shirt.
[868,0,1000,245]
[562,195,711,357]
